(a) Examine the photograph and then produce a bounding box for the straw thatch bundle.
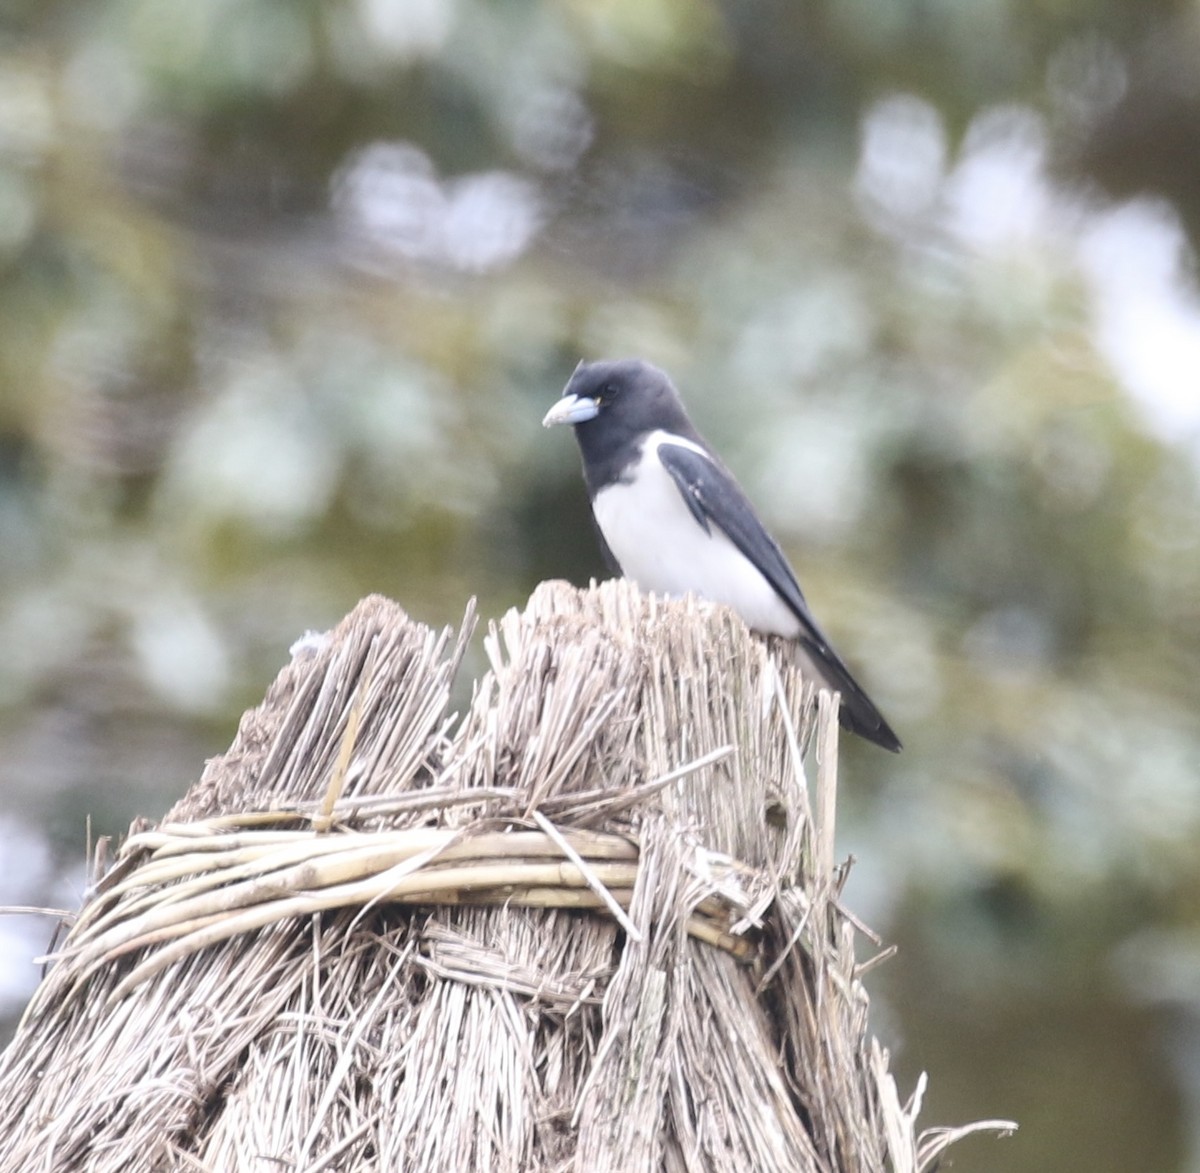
[0,581,1013,1172]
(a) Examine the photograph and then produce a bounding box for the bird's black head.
[542,359,698,451]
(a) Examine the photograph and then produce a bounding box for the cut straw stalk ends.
[0,586,1015,1172]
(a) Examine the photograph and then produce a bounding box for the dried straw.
[0,582,1015,1171]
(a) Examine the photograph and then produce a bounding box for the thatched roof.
[0,581,1014,1171]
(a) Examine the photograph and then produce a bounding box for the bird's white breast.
[592,431,802,638]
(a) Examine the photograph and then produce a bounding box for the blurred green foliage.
[2,1,1199,1169]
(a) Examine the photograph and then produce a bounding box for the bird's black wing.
[657,441,901,751]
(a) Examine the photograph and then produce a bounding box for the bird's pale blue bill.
[542,394,600,427]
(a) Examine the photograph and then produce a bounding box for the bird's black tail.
[795,638,902,753]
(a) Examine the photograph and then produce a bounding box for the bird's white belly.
[592,435,801,639]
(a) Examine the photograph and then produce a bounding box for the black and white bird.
[543,358,901,752]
